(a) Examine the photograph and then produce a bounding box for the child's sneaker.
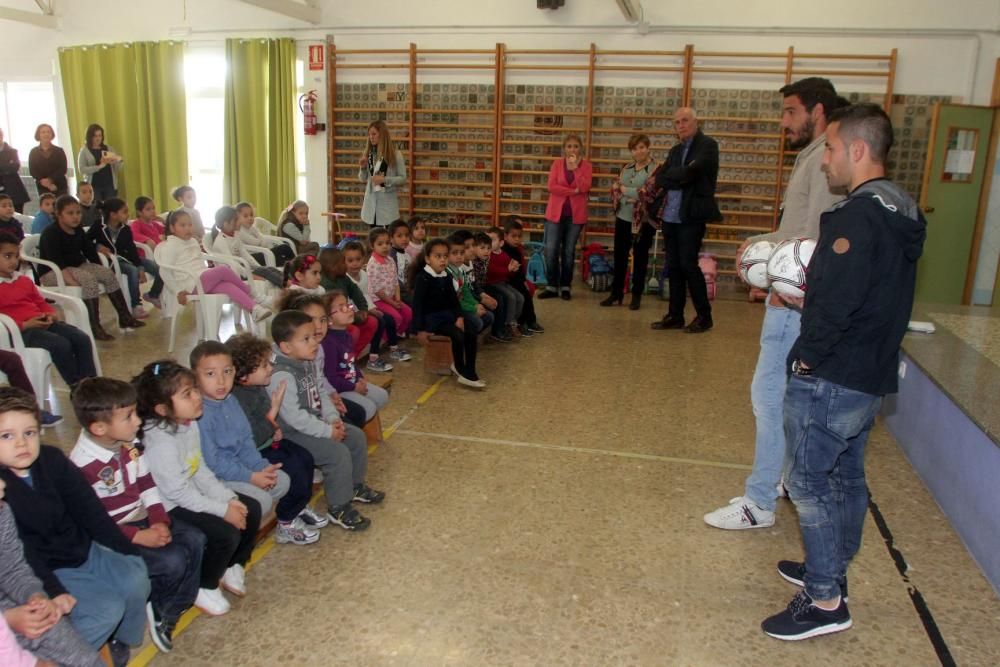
[703,496,775,530]
[367,357,394,373]
[490,332,513,343]
[40,410,63,428]
[276,518,320,545]
[145,602,173,653]
[144,292,162,309]
[508,324,522,338]
[389,347,412,362]
[777,560,849,602]
[194,587,230,616]
[327,506,371,531]
[298,506,330,529]
[761,590,852,641]
[220,564,246,596]
[133,305,149,319]
[352,483,386,504]
[527,321,545,333]
[518,323,534,337]
[312,469,323,484]
[251,305,272,322]
[108,639,131,667]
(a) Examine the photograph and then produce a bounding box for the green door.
[915,104,995,305]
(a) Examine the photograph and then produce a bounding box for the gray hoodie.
[269,344,341,440]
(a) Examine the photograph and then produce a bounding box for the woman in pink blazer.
[539,134,592,300]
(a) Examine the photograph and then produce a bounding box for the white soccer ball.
[766,238,817,299]
[738,240,776,289]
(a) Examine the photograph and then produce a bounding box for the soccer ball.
[738,241,776,289]
[766,238,817,299]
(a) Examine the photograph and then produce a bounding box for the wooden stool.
[422,335,454,375]
[99,643,113,667]
[363,413,384,449]
[367,374,393,392]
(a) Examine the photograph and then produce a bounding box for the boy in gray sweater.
[268,311,384,531]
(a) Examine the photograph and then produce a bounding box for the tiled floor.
[39,291,1000,666]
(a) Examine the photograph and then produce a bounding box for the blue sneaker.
[366,357,393,373]
[41,411,63,428]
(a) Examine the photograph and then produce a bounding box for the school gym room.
[0,1,999,665]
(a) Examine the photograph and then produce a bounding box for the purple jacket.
[321,329,361,393]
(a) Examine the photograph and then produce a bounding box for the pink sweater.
[0,614,37,667]
[365,253,398,304]
[129,218,166,258]
[544,158,593,224]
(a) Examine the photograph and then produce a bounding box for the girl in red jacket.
[540,134,592,301]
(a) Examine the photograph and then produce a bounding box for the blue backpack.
[524,241,547,285]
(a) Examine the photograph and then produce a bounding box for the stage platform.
[883,304,1000,596]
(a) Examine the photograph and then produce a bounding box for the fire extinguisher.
[299,90,318,136]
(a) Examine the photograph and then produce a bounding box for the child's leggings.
[199,266,255,310]
[374,300,412,335]
[370,310,398,355]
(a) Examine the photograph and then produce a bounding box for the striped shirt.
[69,431,169,540]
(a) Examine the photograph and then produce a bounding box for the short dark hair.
[501,217,523,234]
[473,231,491,246]
[0,387,39,426]
[829,103,894,164]
[450,229,473,244]
[779,77,843,121]
[0,232,20,249]
[101,197,126,219]
[190,340,230,369]
[0,194,10,204]
[39,193,56,205]
[271,310,313,344]
[171,185,194,201]
[486,226,504,239]
[277,290,328,314]
[342,240,365,255]
[71,377,136,428]
[54,194,78,216]
[226,333,272,384]
[388,219,410,236]
[446,232,466,248]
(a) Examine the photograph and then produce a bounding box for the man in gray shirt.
[704,78,846,530]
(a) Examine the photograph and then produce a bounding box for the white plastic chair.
[38,288,103,376]
[154,245,246,352]
[0,313,53,407]
[255,217,296,256]
[13,213,33,235]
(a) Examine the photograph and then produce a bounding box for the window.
[184,48,226,216]
[0,79,60,213]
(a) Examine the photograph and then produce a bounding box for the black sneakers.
[145,602,173,653]
[526,321,545,333]
[327,506,371,531]
[762,590,852,640]
[352,483,386,504]
[777,560,849,602]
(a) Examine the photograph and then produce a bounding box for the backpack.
[585,245,613,292]
[580,243,608,282]
[524,241,547,285]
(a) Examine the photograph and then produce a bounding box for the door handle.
[923,206,935,213]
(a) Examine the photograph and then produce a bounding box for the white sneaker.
[252,305,272,322]
[776,480,789,499]
[221,564,246,597]
[457,374,486,389]
[276,518,320,545]
[704,496,775,530]
[194,587,230,616]
[313,469,323,484]
[133,305,149,320]
[298,506,330,529]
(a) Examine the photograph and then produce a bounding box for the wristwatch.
[791,359,813,376]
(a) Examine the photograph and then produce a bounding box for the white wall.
[3,0,1000,297]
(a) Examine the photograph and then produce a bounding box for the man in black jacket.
[649,107,722,334]
[761,104,926,641]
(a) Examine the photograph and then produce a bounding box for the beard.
[785,116,815,151]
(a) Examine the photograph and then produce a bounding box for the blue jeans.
[543,217,584,290]
[465,309,494,335]
[117,258,141,307]
[21,321,97,385]
[53,542,150,648]
[744,301,801,511]
[130,517,205,626]
[784,374,881,601]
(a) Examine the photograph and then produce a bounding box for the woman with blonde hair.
[358,120,407,227]
[539,134,592,300]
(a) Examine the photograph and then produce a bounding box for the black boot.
[628,293,642,311]
[84,298,114,341]
[108,290,146,330]
[600,294,623,307]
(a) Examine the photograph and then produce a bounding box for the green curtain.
[224,38,297,225]
[58,42,188,211]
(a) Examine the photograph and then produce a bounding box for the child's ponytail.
[132,359,196,440]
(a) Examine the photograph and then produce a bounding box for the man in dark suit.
[650,107,722,333]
